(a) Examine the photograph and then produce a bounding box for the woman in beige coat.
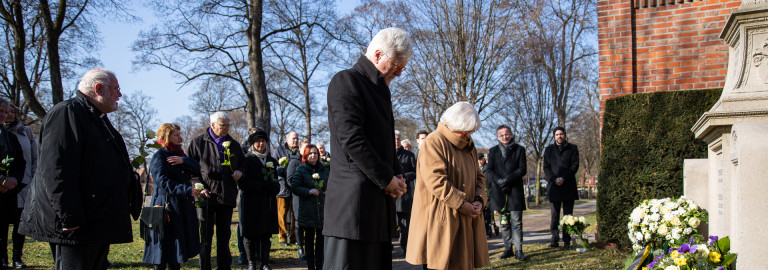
[406,102,490,270]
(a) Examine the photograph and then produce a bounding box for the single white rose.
[688,217,700,227]
[683,227,692,235]
[578,216,587,225]
[222,141,231,148]
[312,173,319,179]
[658,224,669,236]
[266,162,274,168]
[635,232,643,242]
[644,232,652,241]
[279,157,288,166]
[194,183,205,191]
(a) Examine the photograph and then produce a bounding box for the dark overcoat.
[291,162,329,229]
[323,55,403,242]
[238,152,280,238]
[543,142,580,201]
[186,130,246,207]
[19,91,134,245]
[0,127,27,224]
[273,145,299,198]
[143,149,201,264]
[395,147,416,213]
[484,143,527,212]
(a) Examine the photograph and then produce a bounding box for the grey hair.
[365,28,414,61]
[77,68,115,94]
[439,101,481,132]
[394,130,401,135]
[209,111,231,124]
[401,139,411,145]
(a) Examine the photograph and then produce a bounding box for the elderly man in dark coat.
[187,111,246,270]
[323,27,412,270]
[484,125,528,261]
[19,68,136,270]
[239,130,280,270]
[543,126,580,249]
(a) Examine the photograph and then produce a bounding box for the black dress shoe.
[261,265,272,270]
[563,244,572,250]
[12,260,27,269]
[499,250,514,259]
[516,254,528,261]
[548,242,559,248]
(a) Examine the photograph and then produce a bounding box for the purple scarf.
[208,128,227,168]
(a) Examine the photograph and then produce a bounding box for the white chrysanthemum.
[683,227,693,235]
[649,213,660,222]
[696,244,709,254]
[634,232,643,242]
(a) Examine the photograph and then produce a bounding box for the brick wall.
[598,0,741,120]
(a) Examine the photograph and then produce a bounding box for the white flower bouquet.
[559,214,591,250]
[627,196,708,251]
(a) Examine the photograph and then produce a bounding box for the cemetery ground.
[11,199,630,269]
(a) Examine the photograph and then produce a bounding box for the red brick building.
[598,0,742,119]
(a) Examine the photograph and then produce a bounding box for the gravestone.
[686,2,768,268]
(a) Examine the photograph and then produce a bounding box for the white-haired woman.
[405,102,490,270]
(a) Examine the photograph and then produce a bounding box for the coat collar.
[353,55,385,86]
[437,123,473,150]
[75,91,106,118]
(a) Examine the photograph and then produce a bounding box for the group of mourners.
[0,26,582,270]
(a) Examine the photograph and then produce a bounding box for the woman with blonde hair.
[143,123,203,270]
[406,102,490,270]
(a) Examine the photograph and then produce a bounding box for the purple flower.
[717,267,724,270]
[690,244,698,252]
[679,243,691,253]
[709,235,719,246]
[668,247,677,254]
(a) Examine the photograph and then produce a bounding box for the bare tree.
[403,0,521,130]
[111,90,158,159]
[566,59,600,187]
[521,0,597,128]
[264,0,337,141]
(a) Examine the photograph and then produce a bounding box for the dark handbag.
[139,177,168,243]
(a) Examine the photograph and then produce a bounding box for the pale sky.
[98,0,358,124]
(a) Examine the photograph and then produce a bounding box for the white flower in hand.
[312,173,319,179]
[194,183,205,191]
[279,157,288,166]
[266,161,274,168]
[222,141,231,148]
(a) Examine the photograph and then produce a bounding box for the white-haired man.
[324,27,412,269]
[187,111,246,270]
[19,68,139,269]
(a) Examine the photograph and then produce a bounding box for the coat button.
[92,194,96,198]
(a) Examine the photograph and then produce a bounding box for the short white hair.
[401,139,411,145]
[365,28,414,61]
[77,68,115,94]
[209,111,231,124]
[394,130,401,135]
[439,101,481,132]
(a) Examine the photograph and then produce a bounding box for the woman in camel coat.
[406,102,490,270]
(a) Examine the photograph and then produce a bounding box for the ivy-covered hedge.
[597,89,721,248]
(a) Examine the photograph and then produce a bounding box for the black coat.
[324,55,404,242]
[0,127,27,224]
[186,130,246,207]
[543,142,580,201]
[484,143,527,212]
[238,152,280,238]
[273,145,299,198]
[395,147,416,213]
[143,149,201,264]
[291,162,329,229]
[19,91,134,245]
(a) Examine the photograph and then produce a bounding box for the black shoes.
[279,242,289,247]
[12,261,26,269]
[563,244,572,250]
[548,242,559,248]
[499,249,515,259]
[261,265,273,270]
[516,253,528,261]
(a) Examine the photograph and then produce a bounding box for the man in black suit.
[323,27,411,270]
[543,126,580,249]
[394,130,416,254]
[484,125,527,261]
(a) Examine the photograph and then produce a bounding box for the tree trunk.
[535,157,542,205]
[247,0,271,133]
[10,1,47,118]
[303,81,311,141]
[46,32,64,104]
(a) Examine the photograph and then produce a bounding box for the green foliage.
[597,89,722,248]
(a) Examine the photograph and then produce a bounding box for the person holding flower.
[406,102,489,270]
[238,130,280,270]
[143,123,202,270]
[543,126,580,249]
[291,145,329,270]
[187,111,246,270]
[0,98,27,269]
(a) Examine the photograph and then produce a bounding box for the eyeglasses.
[216,123,231,128]
[385,53,406,73]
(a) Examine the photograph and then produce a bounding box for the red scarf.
[158,139,186,157]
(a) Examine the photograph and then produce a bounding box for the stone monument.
[686,1,768,268]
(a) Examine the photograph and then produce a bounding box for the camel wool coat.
[405,123,490,270]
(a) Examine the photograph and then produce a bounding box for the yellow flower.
[708,251,721,263]
[671,250,680,259]
[642,268,648,270]
[674,257,687,266]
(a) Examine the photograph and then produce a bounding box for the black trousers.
[323,236,392,270]
[550,200,575,245]
[243,233,271,266]
[0,208,25,261]
[199,204,234,270]
[396,212,410,253]
[301,227,323,270]
[54,243,109,270]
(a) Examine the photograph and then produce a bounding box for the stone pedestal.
[686,2,768,269]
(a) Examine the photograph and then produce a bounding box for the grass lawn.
[483,243,629,270]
